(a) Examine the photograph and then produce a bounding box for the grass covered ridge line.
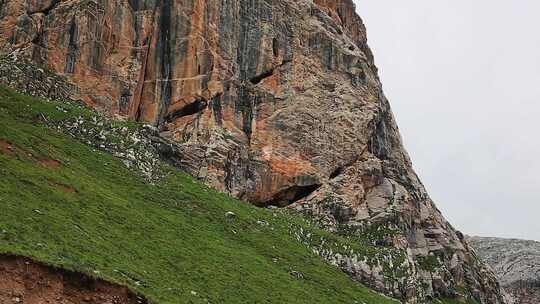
[0,85,400,303]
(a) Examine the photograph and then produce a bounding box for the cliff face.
[0,0,505,303]
[469,237,540,304]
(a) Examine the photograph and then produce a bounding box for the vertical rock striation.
[0,0,506,303]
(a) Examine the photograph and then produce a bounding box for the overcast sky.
[355,0,540,241]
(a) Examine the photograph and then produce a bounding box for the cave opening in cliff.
[163,98,207,123]
[329,167,344,179]
[250,69,274,85]
[260,184,322,208]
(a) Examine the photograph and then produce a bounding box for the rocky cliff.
[0,0,505,303]
[469,237,540,304]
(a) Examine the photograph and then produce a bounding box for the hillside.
[0,85,405,303]
[468,237,540,304]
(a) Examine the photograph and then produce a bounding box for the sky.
[354,0,540,241]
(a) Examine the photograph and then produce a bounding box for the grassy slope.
[0,85,399,303]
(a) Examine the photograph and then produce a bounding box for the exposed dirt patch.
[56,183,76,193]
[49,180,77,193]
[0,254,147,304]
[0,139,14,156]
[39,158,61,169]
[0,139,61,168]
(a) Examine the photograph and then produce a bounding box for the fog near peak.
[355,0,540,241]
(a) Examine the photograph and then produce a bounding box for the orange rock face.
[0,0,506,303]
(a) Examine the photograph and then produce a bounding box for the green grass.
[0,85,400,304]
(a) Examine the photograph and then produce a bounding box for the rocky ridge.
[0,0,505,303]
[468,236,540,304]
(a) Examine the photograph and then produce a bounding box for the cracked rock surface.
[469,236,540,304]
[0,0,506,303]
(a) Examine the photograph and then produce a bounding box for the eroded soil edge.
[0,254,146,304]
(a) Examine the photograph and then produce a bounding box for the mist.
[355,0,540,240]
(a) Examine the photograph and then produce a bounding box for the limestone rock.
[469,236,540,304]
[0,0,506,303]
